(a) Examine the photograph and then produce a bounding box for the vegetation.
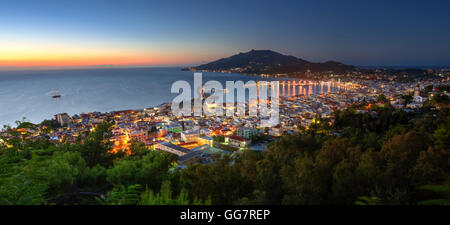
[0,102,448,205]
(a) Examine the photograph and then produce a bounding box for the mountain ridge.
[184,49,358,74]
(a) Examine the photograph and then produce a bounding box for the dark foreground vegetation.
[0,98,449,205]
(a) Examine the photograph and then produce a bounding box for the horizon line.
[1,64,449,72]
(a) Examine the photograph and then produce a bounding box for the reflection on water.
[0,67,344,126]
[202,80,345,104]
[277,80,345,97]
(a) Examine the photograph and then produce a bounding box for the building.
[236,127,258,139]
[414,95,424,103]
[200,128,212,136]
[156,141,203,165]
[166,123,183,133]
[181,129,199,143]
[129,129,148,143]
[156,141,191,156]
[198,136,213,146]
[226,135,250,148]
[158,128,168,137]
[177,151,203,165]
[54,113,71,126]
[269,124,282,136]
[414,85,420,98]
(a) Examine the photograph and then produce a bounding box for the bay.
[0,67,286,127]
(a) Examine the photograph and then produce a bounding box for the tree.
[101,184,143,205]
[417,184,450,205]
[212,135,225,143]
[378,131,427,203]
[139,180,211,205]
[76,121,114,167]
[401,94,413,107]
[106,151,175,189]
[376,94,388,103]
[180,154,253,204]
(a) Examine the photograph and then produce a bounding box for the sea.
[0,67,292,127]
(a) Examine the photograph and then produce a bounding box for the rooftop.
[228,135,250,142]
[157,141,192,154]
[177,151,203,163]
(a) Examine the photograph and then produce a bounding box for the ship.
[51,90,61,98]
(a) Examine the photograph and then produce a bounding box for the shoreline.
[2,67,445,128]
[4,101,172,129]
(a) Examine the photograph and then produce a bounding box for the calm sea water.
[0,67,288,127]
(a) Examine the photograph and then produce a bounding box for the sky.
[0,0,449,69]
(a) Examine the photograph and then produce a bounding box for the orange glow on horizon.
[0,54,202,68]
[1,57,160,67]
[0,41,212,68]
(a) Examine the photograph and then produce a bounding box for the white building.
[269,124,282,136]
[54,113,71,126]
[225,135,250,148]
[181,129,200,143]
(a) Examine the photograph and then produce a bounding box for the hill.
[184,49,357,74]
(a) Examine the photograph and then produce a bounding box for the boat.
[51,90,61,98]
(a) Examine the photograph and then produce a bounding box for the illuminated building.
[54,113,71,126]
[177,151,202,165]
[236,127,258,139]
[181,129,200,143]
[156,141,191,156]
[225,135,250,148]
[269,124,282,136]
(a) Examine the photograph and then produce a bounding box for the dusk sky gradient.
[1,0,449,69]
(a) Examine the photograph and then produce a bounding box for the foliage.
[0,107,449,205]
[212,135,225,143]
[106,151,175,189]
[139,180,211,205]
[40,119,61,130]
[417,184,450,205]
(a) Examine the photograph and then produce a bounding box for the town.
[1,71,449,168]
